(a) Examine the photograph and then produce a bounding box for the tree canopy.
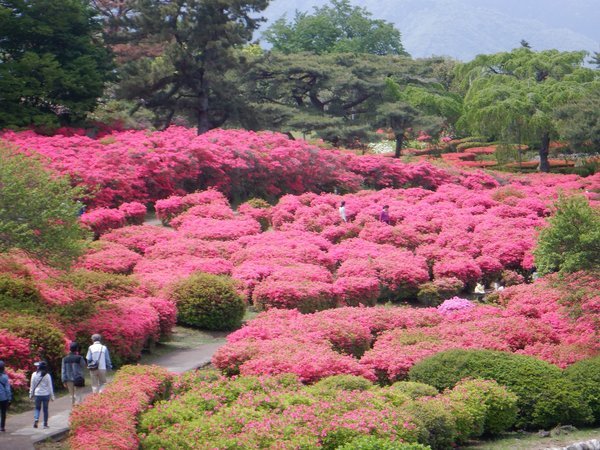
[455,48,598,172]
[263,0,408,56]
[0,0,113,129]
[0,145,89,267]
[534,195,600,275]
[112,0,268,134]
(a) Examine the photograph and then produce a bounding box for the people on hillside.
[339,201,347,223]
[61,342,86,405]
[86,334,112,394]
[473,281,486,300]
[379,205,390,224]
[0,361,12,432]
[29,361,54,429]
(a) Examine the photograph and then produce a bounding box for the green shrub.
[171,273,245,330]
[60,269,140,303]
[0,275,45,313]
[389,381,438,400]
[406,398,458,449]
[534,195,600,275]
[336,436,431,450]
[409,349,592,429]
[310,375,374,395]
[446,379,518,439]
[2,314,66,383]
[564,356,600,424]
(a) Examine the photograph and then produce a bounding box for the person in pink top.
[379,205,390,224]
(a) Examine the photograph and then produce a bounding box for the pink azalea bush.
[70,365,172,450]
[214,272,599,383]
[437,297,475,314]
[118,202,147,225]
[79,208,126,237]
[77,241,142,275]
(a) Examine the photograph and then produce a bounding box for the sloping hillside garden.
[0,128,598,449]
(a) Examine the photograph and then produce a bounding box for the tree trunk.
[394,132,405,158]
[538,132,550,172]
[197,91,211,135]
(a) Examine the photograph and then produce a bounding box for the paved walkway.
[0,341,225,450]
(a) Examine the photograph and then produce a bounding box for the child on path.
[29,361,54,429]
[0,361,12,432]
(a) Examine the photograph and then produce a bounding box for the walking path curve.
[0,341,225,450]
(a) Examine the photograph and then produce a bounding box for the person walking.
[29,361,54,429]
[61,342,86,405]
[0,361,12,432]
[86,334,112,394]
[379,205,390,224]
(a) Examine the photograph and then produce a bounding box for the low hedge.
[70,365,172,450]
[408,349,593,429]
[171,273,245,330]
[564,356,600,424]
[336,436,431,450]
[138,370,516,450]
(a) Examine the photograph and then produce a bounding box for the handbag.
[74,375,85,387]
[87,347,103,371]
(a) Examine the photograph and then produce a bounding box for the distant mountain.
[259,0,599,61]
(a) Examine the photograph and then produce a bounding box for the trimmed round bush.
[336,436,431,450]
[405,398,458,449]
[564,356,600,424]
[171,273,245,330]
[409,349,593,429]
[390,381,439,400]
[447,379,518,439]
[0,275,44,313]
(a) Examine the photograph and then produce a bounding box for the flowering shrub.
[118,202,147,225]
[215,268,599,384]
[137,370,516,450]
[77,241,142,275]
[437,297,474,315]
[0,329,32,390]
[79,208,126,237]
[101,225,175,254]
[1,314,67,382]
[70,365,172,450]
[74,297,161,365]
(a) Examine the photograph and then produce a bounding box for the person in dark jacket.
[61,342,86,405]
[0,361,12,432]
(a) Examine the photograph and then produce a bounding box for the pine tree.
[0,0,113,128]
[114,0,269,134]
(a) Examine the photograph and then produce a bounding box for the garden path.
[0,336,225,449]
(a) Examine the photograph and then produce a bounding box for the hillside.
[260,0,599,60]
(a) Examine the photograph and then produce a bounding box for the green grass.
[462,427,600,449]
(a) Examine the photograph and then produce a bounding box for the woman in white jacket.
[29,361,54,429]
